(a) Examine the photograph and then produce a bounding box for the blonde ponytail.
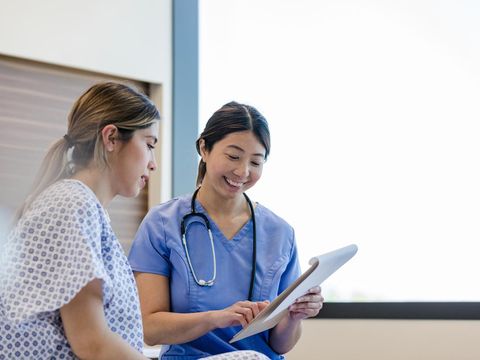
[15,137,71,221]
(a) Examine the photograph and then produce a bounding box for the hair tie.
[63,134,75,148]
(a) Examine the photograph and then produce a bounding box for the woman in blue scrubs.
[128,102,324,359]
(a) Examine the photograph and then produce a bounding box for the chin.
[121,187,141,198]
[221,186,243,198]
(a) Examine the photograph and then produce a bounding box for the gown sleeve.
[0,186,112,323]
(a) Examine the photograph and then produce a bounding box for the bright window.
[199,0,480,302]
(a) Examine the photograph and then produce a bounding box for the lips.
[225,177,245,188]
[141,175,149,187]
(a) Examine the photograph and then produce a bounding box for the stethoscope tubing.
[181,187,256,301]
[182,215,216,286]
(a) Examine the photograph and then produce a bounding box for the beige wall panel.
[0,55,150,251]
[287,319,480,360]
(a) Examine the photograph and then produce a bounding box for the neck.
[72,167,114,207]
[196,186,248,218]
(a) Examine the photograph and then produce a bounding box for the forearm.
[143,310,217,345]
[269,316,302,355]
[74,331,147,360]
[270,285,324,354]
[61,279,148,360]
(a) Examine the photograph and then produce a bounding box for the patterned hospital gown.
[0,179,143,359]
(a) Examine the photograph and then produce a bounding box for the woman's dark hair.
[195,101,270,186]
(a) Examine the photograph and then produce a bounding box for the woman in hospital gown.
[0,82,160,359]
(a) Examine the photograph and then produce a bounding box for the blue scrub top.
[128,194,301,360]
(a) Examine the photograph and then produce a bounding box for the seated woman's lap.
[200,350,270,360]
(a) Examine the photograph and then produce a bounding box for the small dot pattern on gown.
[0,180,143,359]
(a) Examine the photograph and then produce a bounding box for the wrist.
[205,310,219,330]
[283,312,302,329]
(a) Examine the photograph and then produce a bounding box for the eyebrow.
[227,144,265,158]
[146,135,158,144]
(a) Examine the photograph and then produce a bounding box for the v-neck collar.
[194,199,253,252]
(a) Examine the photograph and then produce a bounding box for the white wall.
[288,319,480,360]
[0,0,169,83]
[0,0,172,201]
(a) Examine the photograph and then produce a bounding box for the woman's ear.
[198,139,208,161]
[101,124,118,152]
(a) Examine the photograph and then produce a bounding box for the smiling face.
[109,122,159,198]
[199,130,266,199]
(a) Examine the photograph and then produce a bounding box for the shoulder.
[143,194,192,223]
[129,195,193,269]
[35,179,98,205]
[255,203,296,249]
[255,203,293,231]
[26,179,104,224]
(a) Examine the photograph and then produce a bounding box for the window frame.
[174,0,480,320]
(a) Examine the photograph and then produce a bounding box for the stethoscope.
[181,187,257,301]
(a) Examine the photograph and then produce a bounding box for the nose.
[148,160,157,172]
[233,160,249,178]
[148,151,158,172]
